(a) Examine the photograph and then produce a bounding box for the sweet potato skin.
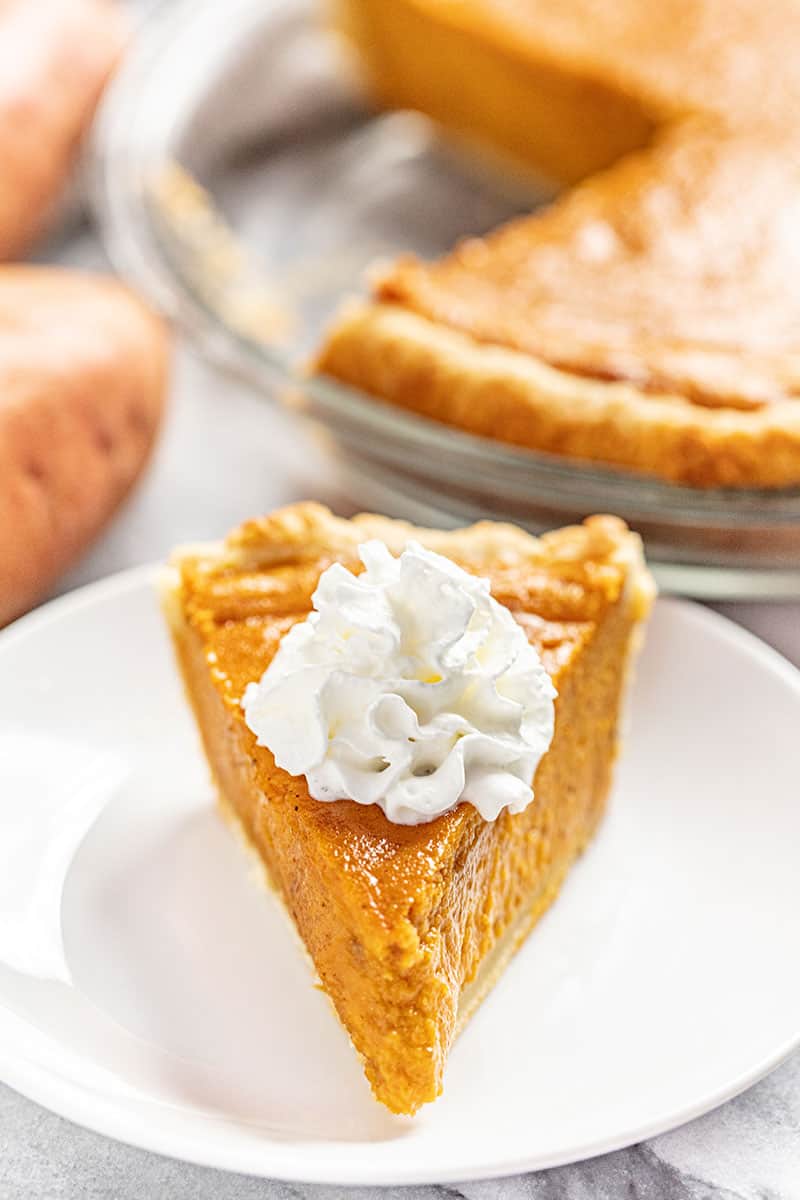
[0,267,170,625]
[0,0,126,260]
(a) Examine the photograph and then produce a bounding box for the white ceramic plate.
[0,569,798,1185]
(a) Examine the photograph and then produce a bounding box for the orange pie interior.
[317,1,800,488]
[163,503,653,1114]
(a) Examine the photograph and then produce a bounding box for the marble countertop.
[1,217,799,1199]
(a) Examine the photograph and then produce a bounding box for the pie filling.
[163,504,653,1114]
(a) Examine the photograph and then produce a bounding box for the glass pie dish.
[90,0,800,598]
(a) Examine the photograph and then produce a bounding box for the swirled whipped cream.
[242,541,556,826]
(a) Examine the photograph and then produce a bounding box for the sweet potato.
[0,267,169,625]
[0,0,126,260]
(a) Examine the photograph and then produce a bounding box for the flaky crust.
[172,499,627,568]
[167,501,654,619]
[317,302,800,489]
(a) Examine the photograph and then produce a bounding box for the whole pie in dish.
[163,503,654,1114]
[317,0,800,488]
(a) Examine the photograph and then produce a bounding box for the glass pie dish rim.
[88,0,800,533]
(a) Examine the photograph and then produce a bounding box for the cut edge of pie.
[330,0,659,188]
[315,296,800,490]
[162,503,654,1114]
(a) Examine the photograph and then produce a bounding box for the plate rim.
[1,1008,796,1186]
[1,570,799,1185]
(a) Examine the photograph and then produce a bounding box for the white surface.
[0,730,127,984]
[0,571,798,1185]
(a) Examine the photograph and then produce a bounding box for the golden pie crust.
[318,1,800,488]
[163,502,653,1114]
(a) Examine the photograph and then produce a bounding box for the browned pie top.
[172,504,644,930]
[429,0,800,133]
[378,124,800,412]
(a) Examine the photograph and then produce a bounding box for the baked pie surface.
[318,1,800,487]
[164,503,653,1114]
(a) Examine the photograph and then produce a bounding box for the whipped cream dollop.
[242,541,556,826]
